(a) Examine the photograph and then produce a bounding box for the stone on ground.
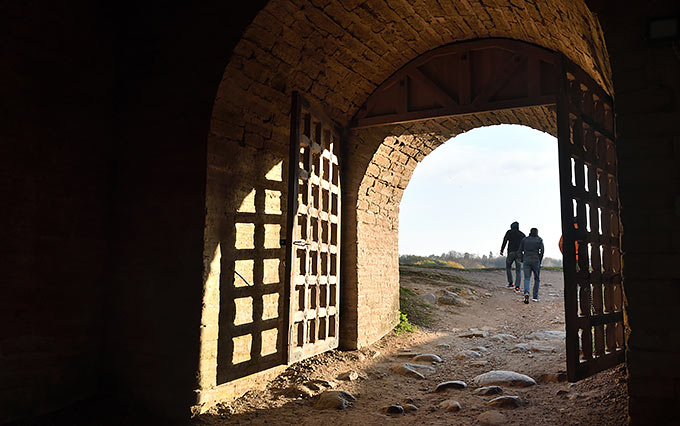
[537,372,568,383]
[314,390,356,409]
[473,370,536,387]
[285,384,315,398]
[337,371,359,381]
[435,380,467,392]
[413,353,443,363]
[305,379,336,391]
[477,410,508,425]
[474,385,503,395]
[437,343,451,349]
[511,342,556,353]
[487,395,522,408]
[403,403,418,412]
[439,399,462,412]
[471,346,490,353]
[421,293,437,305]
[526,330,566,340]
[438,290,467,306]
[489,334,517,343]
[455,350,483,360]
[384,404,404,414]
[458,329,488,338]
[391,363,434,379]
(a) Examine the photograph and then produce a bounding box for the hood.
[510,222,519,230]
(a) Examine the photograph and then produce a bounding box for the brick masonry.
[595,1,680,423]
[200,0,608,412]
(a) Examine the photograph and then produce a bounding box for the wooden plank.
[557,54,581,383]
[353,94,557,128]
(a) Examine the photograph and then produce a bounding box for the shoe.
[523,295,529,304]
[514,287,520,293]
[507,283,514,288]
[532,298,540,302]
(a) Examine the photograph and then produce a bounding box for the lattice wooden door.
[285,92,341,363]
[557,57,625,381]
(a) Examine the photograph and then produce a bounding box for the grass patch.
[394,311,416,335]
[399,266,472,285]
[399,287,434,328]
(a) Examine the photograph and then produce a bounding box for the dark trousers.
[505,251,521,285]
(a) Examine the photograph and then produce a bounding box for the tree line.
[400,250,563,269]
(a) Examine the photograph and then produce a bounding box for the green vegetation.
[398,287,434,329]
[400,251,563,268]
[394,311,416,335]
[399,266,472,285]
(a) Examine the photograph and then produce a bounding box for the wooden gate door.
[557,57,625,381]
[285,91,341,363]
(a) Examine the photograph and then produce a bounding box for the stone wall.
[595,1,680,423]
[0,3,112,422]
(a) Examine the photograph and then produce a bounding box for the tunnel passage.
[199,0,614,411]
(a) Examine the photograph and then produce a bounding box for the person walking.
[519,227,544,304]
[500,221,526,292]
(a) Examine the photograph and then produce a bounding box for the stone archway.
[200,0,614,410]
[342,37,624,383]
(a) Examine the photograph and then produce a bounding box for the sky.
[398,124,563,259]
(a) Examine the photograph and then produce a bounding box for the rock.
[471,346,490,354]
[285,384,315,398]
[526,330,566,340]
[455,350,483,360]
[404,362,436,372]
[391,363,434,379]
[471,360,490,367]
[305,379,336,391]
[458,329,488,338]
[511,343,556,353]
[314,390,356,409]
[439,399,462,412]
[537,372,568,384]
[487,395,522,408]
[337,371,359,381]
[435,380,467,392]
[395,351,416,358]
[489,334,517,343]
[438,290,464,306]
[403,403,419,412]
[477,410,508,425]
[413,353,443,363]
[384,404,404,414]
[556,389,569,396]
[484,292,493,297]
[437,343,451,349]
[474,386,503,395]
[421,293,437,305]
[473,371,537,387]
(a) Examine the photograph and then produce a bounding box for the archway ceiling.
[218,0,611,128]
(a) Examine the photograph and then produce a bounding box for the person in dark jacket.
[500,221,526,292]
[519,227,545,304]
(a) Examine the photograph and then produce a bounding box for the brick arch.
[201,0,612,407]
[344,105,557,347]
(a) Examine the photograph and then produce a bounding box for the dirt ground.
[195,266,628,426]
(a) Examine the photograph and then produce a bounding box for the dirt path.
[196,266,627,425]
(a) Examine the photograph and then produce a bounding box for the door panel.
[557,57,625,381]
[286,92,341,363]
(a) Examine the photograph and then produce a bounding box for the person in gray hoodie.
[519,227,544,304]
